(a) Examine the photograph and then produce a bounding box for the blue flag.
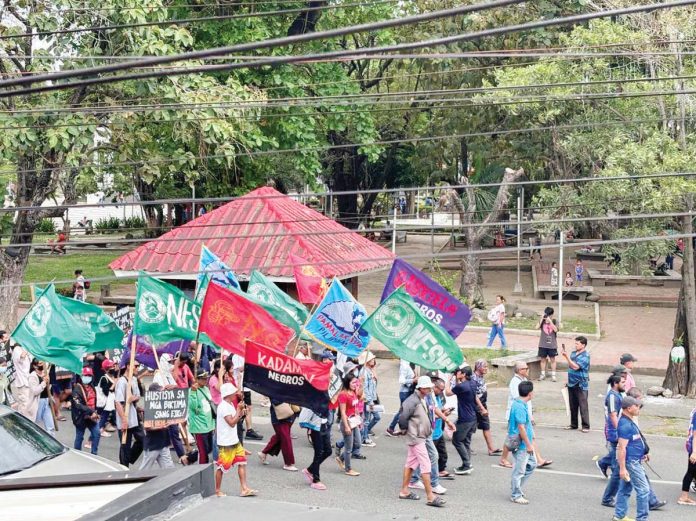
[304,279,370,357]
[196,245,239,297]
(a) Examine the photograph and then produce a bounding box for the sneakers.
[612,517,635,521]
[602,501,616,508]
[650,500,667,510]
[539,373,546,381]
[283,465,298,472]
[408,481,425,490]
[104,424,116,433]
[310,482,327,490]
[100,430,112,438]
[596,460,609,479]
[245,429,263,441]
[551,373,557,382]
[454,466,473,475]
[432,484,447,495]
[511,497,529,505]
[362,439,376,447]
[352,454,367,460]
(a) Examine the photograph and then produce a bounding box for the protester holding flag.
[215,383,255,497]
[115,357,145,467]
[336,374,365,476]
[189,369,216,464]
[72,367,101,455]
[259,399,298,472]
[27,359,52,434]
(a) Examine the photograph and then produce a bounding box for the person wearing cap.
[620,353,638,392]
[188,368,216,464]
[96,359,118,439]
[359,351,380,447]
[72,366,101,455]
[446,366,477,475]
[598,374,626,505]
[509,380,537,505]
[562,336,591,432]
[140,383,174,470]
[215,382,256,497]
[397,375,445,507]
[614,395,650,521]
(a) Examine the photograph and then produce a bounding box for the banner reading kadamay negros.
[243,340,331,414]
[381,258,471,338]
[362,287,464,372]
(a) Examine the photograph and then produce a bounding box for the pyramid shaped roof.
[109,186,394,280]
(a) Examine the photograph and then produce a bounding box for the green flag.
[134,274,201,343]
[247,270,308,325]
[11,285,95,374]
[361,287,464,372]
[55,295,124,352]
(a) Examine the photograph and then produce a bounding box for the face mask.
[108,369,118,376]
[83,376,93,385]
[0,366,7,375]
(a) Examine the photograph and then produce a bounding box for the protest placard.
[143,388,188,429]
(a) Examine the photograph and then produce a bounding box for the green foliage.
[121,216,146,232]
[94,217,121,234]
[35,219,57,234]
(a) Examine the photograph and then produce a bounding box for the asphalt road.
[50,362,696,521]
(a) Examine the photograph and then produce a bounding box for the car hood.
[8,449,126,479]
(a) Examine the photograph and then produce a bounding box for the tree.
[446,167,525,307]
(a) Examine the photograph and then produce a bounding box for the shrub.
[121,216,146,231]
[35,219,57,234]
[95,217,121,234]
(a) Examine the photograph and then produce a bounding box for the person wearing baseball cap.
[620,353,638,392]
[188,368,215,465]
[215,382,256,497]
[397,375,445,507]
[614,395,649,521]
[96,359,118,438]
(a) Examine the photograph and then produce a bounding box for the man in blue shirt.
[614,395,650,521]
[508,380,536,504]
[562,336,590,431]
[446,366,477,475]
[600,374,625,506]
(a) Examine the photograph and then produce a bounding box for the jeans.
[602,442,620,504]
[433,435,448,472]
[452,420,477,469]
[568,386,590,430]
[388,391,411,431]
[308,426,332,482]
[97,408,115,431]
[36,398,55,436]
[339,426,362,471]
[511,449,537,499]
[75,422,100,455]
[362,408,381,440]
[168,424,186,459]
[615,459,650,521]
[411,437,440,488]
[486,324,507,347]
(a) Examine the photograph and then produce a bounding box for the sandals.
[499,461,513,468]
[257,452,269,465]
[677,499,696,506]
[488,449,503,456]
[439,472,455,480]
[399,492,420,500]
[240,489,257,497]
[427,496,446,507]
[538,460,553,468]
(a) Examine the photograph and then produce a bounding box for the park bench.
[490,351,542,382]
[537,284,593,301]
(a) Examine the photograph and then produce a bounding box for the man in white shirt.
[215,383,256,497]
[11,344,32,418]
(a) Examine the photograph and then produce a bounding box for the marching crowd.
[2,299,696,518]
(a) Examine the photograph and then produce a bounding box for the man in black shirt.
[446,366,477,475]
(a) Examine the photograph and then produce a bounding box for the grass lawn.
[22,252,128,301]
[505,316,597,335]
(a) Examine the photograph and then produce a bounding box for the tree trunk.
[460,251,483,308]
[664,210,696,396]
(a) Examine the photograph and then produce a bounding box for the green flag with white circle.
[361,286,464,372]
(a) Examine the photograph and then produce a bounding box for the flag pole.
[45,363,59,432]
[292,278,333,356]
[121,332,137,444]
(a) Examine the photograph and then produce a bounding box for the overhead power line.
[0,0,524,91]
[0,0,398,40]
[4,231,691,290]
[3,0,695,98]
[2,170,696,214]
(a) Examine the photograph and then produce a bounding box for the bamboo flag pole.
[121,332,137,444]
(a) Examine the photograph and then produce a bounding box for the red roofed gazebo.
[109,186,394,297]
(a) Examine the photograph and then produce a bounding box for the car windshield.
[0,410,66,476]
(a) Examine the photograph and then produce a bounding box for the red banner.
[245,340,332,392]
[199,283,295,356]
[290,253,328,304]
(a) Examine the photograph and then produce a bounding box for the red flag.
[199,283,295,356]
[290,253,328,304]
